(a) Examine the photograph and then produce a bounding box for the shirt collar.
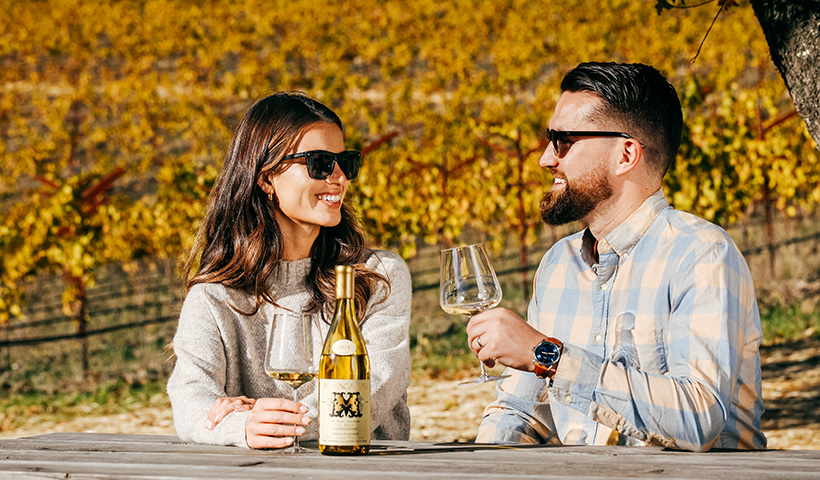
[580,190,669,266]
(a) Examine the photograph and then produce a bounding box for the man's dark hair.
[561,62,683,177]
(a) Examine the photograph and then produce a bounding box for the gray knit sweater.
[167,250,412,447]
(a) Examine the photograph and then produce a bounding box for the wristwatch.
[532,337,563,380]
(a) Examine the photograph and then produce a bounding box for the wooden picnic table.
[0,432,818,479]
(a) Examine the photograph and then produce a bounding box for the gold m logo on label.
[330,392,362,418]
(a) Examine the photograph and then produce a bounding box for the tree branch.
[476,136,515,156]
[80,167,126,203]
[34,175,60,190]
[361,130,399,155]
[691,1,727,62]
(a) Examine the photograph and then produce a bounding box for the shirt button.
[565,394,573,403]
[583,436,590,445]
[595,334,603,343]
[600,283,609,291]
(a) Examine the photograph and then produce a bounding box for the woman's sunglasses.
[282,149,362,180]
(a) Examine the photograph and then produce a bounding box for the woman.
[167,92,411,449]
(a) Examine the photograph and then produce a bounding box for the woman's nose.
[327,162,348,183]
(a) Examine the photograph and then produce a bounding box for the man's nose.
[539,144,558,168]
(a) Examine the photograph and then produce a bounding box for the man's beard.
[540,166,614,226]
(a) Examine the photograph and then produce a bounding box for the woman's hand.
[206,396,256,430]
[245,397,311,449]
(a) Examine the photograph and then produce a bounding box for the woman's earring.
[268,192,273,201]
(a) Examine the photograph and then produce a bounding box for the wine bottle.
[318,265,370,455]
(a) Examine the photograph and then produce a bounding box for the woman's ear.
[614,139,643,176]
[257,169,275,197]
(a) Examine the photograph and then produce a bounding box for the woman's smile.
[316,192,343,206]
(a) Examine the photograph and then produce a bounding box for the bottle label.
[331,339,356,356]
[319,379,370,446]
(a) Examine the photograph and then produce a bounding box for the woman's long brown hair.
[184,92,386,322]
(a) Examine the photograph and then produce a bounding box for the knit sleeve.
[361,250,412,440]
[166,284,250,447]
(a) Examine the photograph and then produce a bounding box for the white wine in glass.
[440,243,509,385]
[264,311,319,453]
[264,372,316,389]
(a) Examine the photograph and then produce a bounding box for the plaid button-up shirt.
[476,190,767,451]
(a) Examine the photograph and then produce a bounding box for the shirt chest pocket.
[611,314,669,374]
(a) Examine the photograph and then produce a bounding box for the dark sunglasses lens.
[556,138,571,157]
[338,152,361,180]
[306,152,336,180]
[548,131,571,157]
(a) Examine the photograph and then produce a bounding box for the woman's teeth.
[318,194,341,202]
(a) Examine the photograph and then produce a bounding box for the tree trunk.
[439,154,453,251]
[762,173,776,277]
[2,323,9,371]
[66,275,89,376]
[77,280,89,375]
[750,0,820,147]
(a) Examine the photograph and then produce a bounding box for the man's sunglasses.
[281,149,362,180]
[545,129,643,158]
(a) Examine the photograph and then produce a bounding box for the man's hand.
[466,308,545,371]
[244,397,311,449]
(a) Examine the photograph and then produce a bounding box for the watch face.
[534,341,561,366]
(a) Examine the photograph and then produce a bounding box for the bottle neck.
[333,296,356,317]
[335,265,355,298]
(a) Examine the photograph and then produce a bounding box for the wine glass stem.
[292,387,300,449]
[467,314,490,380]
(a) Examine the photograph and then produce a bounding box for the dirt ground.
[2,339,818,450]
[757,337,820,449]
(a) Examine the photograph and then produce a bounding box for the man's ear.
[614,139,642,176]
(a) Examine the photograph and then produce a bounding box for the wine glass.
[264,311,319,453]
[440,243,509,385]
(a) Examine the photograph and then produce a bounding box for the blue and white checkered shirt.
[476,190,767,451]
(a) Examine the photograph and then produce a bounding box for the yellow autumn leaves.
[1,0,817,322]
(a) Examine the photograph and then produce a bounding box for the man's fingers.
[475,340,497,369]
[471,334,487,354]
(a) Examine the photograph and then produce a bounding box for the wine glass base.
[459,373,511,385]
[281,444,312,454]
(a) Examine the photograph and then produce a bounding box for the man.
[467,62,766,452]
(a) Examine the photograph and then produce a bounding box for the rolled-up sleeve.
[477,293,556,444]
